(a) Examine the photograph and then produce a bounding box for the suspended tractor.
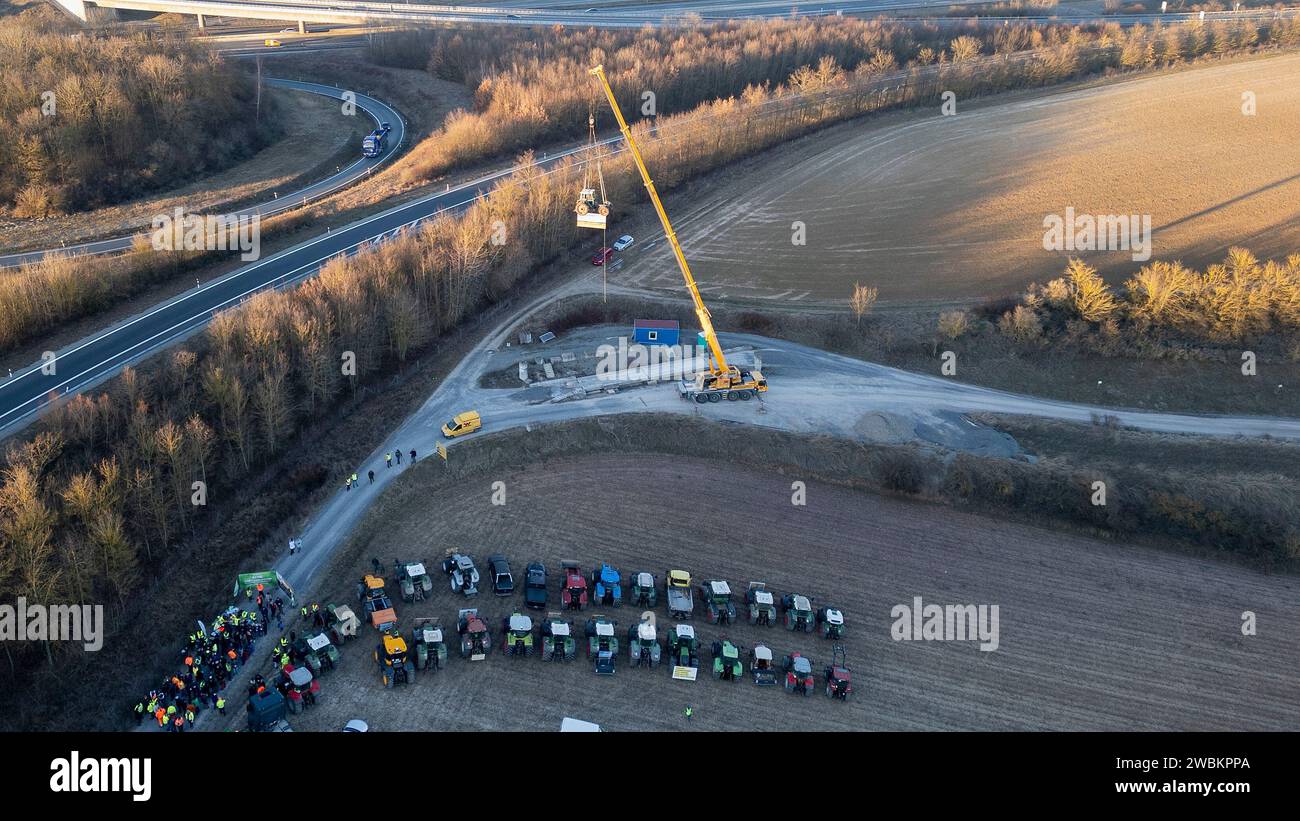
[783,652,815,696]
[746,582,777,627]
[628,613,661,668]
[574,114,612,230]
[294,630,340,676]
[411,618,448,672]
[711,638,744,682]
[442,551,480,596]
[394,560,433,603]
[590,563,623,607]
[325,604,360,644]
[357,575,397,632]
[824,645,853,701]
[666,624,700,671]
[700,580,737,624]
[375,630,415,689]
[502,612,536,657]
[781,593,816,633]
[541,613,577,662]
[457,608,492,660]
[628,571,657,608]
[585,615,619,676]
[750,643,777,686]
[560,560,589,611]
[817,606,846,640]
[665,569,694,620]
[587,64,769,405]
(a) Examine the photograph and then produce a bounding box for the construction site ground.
[227,454,1299,732]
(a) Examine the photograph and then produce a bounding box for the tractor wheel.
[694,394,708,404]
[598,205,610,216]
[785,615,795,630]
[383,672,392,688]
[576,203,589,215]
[805,621,816,634]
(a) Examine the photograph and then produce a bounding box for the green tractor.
[502,612,536,657]
[628,572,658,608]
[701,580,737,624]
[411,618,448,671]
[781,593,816,633]
[711,638,744,681]
[394,560,433,603]
[585,615,619,675]
[628,612,662,668]
[817,606,846,640]
[325,604,360,644]
[541,613,577,662]
[665,624,700,671]
[746,582,777,627]
[294,630,340,676]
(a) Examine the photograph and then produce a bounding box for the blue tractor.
[590,563,622,607]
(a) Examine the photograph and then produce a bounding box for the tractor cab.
[542,613,577,661]
[629,572,657,607]
[782,593,815,633]
[702,579,736,624]
[783,652,815,696]
[458,608,492,660]
[667,624,699,669]
[591,563,622,606]
[301,631,339,675]
[629,615,661,668]
[376,630,414,688]
[818,607,846,640]
[326,604,360,643]
[412,619,448,671]
[281,664,320,713]
[711,638,743,681]
[396,561,432,602]
[747,582,777,626]
[442,552,480,596]
[586,616,619,674]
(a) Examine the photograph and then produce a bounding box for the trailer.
[362,123,391,158]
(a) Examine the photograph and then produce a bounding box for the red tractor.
[560,560,589,611]
[782,652,815,696]
[824,645,852,700]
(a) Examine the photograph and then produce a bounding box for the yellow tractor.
[375,630,415,688]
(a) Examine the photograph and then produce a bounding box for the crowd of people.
[345,447,417,491]
[132,584,288,732]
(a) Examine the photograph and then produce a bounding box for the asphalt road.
[0,79,404,268]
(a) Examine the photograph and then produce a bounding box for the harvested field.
[613,52,1300,305]
[271,454,1299,732]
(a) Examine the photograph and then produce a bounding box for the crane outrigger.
[588,65,767,404]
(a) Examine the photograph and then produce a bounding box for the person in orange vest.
[155,707,166,728]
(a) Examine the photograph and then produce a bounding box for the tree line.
[0,11,275,216]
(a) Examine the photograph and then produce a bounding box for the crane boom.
[588,64,729,375]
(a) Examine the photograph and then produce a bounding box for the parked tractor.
[541,613,577,661]
[701,580,737,624]
[781,593,816,633]
[665,569,694,619]
[585,615,619,675]
[783,652,815,696]
[325,604,360,644]
[411,618,448,672]
[457,608,492,660]
[281,664,321,712]
[394,560,433,602]
[666,624,700,670]
[628,572,657,608]
[560,560,589,611]
[375,630,415,689]
[750,643,777,685]
[502,612,536,657]
[442,551,480,596]
[817,606,846,640]
[628,612,661,668]
[590,563,622,607]
[357,575,397,632]
[294,631,340,676]
[824,645,853,700]
[711,638,744,681]
[746,582,777,626]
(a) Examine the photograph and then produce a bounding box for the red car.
[591,247,614,266]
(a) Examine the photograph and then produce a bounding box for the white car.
[612,235,634,251]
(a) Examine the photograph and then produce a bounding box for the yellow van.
[441,411,481,438]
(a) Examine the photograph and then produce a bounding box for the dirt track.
[613,52,1300,305]
[275,454,1300,732]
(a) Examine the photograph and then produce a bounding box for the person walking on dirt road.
[369,470,375,484]
[684,705,693,722]
[385,452,393,468]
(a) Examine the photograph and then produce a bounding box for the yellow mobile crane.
[589,65,767,404]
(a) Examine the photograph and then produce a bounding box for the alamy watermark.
[151,207,261,261]
[596,338,709,383]
[0,597,103,651]
[891,596,999,651]
[1043,207,1151,262]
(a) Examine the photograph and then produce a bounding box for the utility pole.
[255,56,263,123]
